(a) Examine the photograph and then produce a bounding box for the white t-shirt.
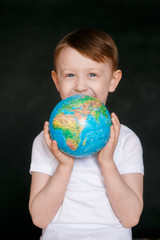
[30,124,144,240]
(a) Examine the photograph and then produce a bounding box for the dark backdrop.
[1,0,160,239]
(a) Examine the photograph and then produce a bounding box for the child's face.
[52,47,121,104]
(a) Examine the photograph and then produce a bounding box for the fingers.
[111,113,120,129]
[44,121,52,148]
[43,122,74,165]
[98,113,121,162]
[107,113,120,148]
[108,125,116,144]
[111,113,121,143]
[44,122,61,157]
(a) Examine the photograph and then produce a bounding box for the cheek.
[95,84,109,104]
[58,81,73,99]
[94,82,109,95]
[99,93,109,104]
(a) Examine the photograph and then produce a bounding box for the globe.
[49,95,112,158]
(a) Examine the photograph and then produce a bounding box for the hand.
[98,113,121,164]
[44,121,74,167]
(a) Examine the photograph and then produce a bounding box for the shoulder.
[33,131,48,151]
[119,124,140,140]
[32,131,51,158]
[118,124,142,153]
[33,131,45,147]
[114,124,144,175]
[30,131,58,175]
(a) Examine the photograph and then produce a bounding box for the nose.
[74,76,88,92]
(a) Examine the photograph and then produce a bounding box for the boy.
[29,28,144,240]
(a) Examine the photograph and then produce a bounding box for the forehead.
[56,47,112,70]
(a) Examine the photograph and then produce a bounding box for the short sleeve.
[115,125,144,175]
[30,131,58,176]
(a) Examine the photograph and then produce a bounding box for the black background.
[1,0,160,239]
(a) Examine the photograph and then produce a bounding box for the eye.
[66,73,75,77]
[89,73,96,77]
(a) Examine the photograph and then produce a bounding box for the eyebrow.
[60,68,103,72]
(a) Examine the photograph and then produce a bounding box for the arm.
[29,122,74,229]
[98,113,143,228]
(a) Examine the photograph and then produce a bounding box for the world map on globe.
[49,95,112,158]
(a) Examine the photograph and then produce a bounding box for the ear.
[51,70,60,92]
[109,69,122,93]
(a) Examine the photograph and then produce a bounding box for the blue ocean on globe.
[49,94,112,158]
